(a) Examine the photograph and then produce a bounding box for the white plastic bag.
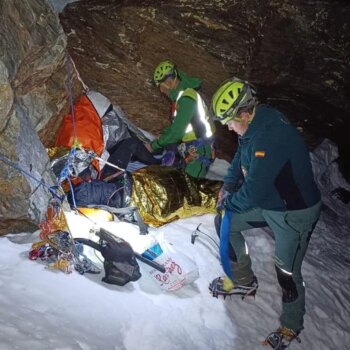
[141,232,199,292]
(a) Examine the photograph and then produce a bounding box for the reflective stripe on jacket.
[174,88,215,142]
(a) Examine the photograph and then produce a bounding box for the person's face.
[159,77,177,97]
[226,112,250,136]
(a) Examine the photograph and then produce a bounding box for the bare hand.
[144,142,153,153]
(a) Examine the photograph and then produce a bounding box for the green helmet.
[211,77,257,125]
[153,60,177,86]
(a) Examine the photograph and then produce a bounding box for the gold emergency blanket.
[130,165,221,227]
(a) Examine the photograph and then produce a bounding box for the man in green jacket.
[149,60,215,178]
[209,77,321,348]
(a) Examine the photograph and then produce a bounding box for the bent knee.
[275,265,298,303]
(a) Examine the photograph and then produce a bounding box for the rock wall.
[0,0,77,234]
[60,0,350,176]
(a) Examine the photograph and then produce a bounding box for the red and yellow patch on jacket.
[255,150,266,158]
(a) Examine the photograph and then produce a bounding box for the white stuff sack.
[141,232,199,292]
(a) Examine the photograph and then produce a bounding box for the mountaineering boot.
[161,151,176,166]
[262,326,301,349]
[209,275,258,299]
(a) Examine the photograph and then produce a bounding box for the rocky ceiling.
[55,0,350,178]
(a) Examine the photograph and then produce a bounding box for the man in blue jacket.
[209,77,321,347]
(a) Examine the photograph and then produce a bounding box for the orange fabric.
[55,95,104,184]
[55,95,104,157]
[39,205,68,240]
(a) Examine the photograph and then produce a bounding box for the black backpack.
[75,229,142,287]
[67,180,124,208]
[100,236,141,286]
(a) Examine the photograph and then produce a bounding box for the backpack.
[100,237,141,286]
[67,180,124,208]
[74,232,142,287]
[98,228,142,286]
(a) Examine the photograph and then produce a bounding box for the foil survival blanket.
[130,165,221,227]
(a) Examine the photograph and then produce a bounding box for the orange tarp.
[55,95,104,157]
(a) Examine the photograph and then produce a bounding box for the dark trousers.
[222,202,321,332]
[103,137,160,176]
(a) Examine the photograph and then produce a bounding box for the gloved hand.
[222,182,241,193]
[216,187,230,212]
[217,182,241,212]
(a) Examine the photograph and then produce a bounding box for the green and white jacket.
[151,71,215,178]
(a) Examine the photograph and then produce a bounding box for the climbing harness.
[178,137,214,168]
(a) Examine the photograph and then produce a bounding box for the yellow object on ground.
[48,258,72,273]
[77,207,114,222]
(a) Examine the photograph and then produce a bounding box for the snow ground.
[1,139,349,350]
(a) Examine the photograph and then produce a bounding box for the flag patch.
[255,151,265,158]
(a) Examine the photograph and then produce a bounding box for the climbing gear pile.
[29,230,101,275]
[178,138,214,168]
[26,54,104,275]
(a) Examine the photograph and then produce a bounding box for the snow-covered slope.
[1,139,349,350]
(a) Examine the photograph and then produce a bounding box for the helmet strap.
[248,105,257,124]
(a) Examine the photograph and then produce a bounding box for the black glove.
[222,182,241,193]
[217,182,242,212]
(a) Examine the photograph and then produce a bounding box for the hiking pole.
[134,252,166,273]
[94,156,125,171]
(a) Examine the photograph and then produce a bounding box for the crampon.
[209,276,258,300]
[262,327,301,349]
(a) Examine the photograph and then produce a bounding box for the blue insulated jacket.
[224,105,321,212]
